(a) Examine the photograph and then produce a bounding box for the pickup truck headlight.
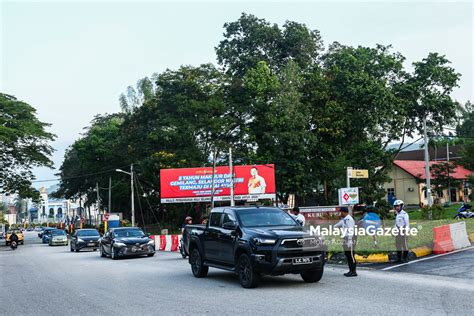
[252,238,277,245]
[113,242,126,247]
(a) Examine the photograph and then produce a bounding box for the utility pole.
[346,167,352,188]
[115,164,135,227]
[210,150,217,209]
[229,147,235,206]
[423,117,433,217]
[96,182,100,215]
[108,176,112,213]
[131,164,135,227]
[447,142,451,204]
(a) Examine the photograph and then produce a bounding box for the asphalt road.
[1,232,473,316]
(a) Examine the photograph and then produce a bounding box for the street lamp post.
[116,164,135,227]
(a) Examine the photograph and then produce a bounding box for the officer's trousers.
[343,239,356,272]
[395,234,409,261]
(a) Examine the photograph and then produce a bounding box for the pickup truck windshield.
[238,208,298,227]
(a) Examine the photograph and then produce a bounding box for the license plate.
[292,257,313,265]
[88,243,95,246]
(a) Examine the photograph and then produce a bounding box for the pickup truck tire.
[100,245,106,257]
[300,269,323,283]
[237,253,259,288]
[190,248,208,278]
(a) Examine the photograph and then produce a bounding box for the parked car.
[183,206,327,288]
[42,228,58,244]
[70,229,100,252]
[49,230,68,246]
[34,226,43,232]
[5,229,24,246]
[99,227,155,259]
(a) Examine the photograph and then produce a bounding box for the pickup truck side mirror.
[222,221,237,230]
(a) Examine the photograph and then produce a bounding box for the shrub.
[421,205,444,220]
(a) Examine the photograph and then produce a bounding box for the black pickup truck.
[183,206,326,288]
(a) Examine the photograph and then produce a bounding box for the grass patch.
[325,218,474,255]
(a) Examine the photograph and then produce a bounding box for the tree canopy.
[56,13,465,226]
[0,93,55,199]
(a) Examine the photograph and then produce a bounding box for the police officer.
[334,207,357,277]
[292,207,306,226]
[394,200,410,263]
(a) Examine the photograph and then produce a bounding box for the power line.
[31,165,130,183]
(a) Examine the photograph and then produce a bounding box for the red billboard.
[160,164,276,203]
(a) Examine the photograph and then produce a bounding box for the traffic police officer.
[394,199,410,263]
[334,207,357,277]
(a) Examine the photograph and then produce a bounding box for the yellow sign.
[352,169,369,178]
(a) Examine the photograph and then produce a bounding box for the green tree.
[0,93,55,199]
[431,162,461,198]
[216,13,322,76]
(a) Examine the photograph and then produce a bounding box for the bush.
[421,205,444,220]
[375,199,391,219]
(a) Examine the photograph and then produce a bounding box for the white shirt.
[334,214,355,239]
[295,214,305,226]
[248,175,267,194]
[395,210,410,229]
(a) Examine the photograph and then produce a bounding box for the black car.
[70,229,101,252]
[99,227,155,259]
[184,206,327,288]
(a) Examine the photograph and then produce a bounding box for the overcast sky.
[1,0,472,189]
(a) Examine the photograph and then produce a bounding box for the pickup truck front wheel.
[190,248,208,278]
[301,269,324,283]
[237,253,259,288]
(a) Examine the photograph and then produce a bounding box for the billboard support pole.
[229,147,235,206]
[211,150,217,209]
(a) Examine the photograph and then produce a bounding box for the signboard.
[160,164,276,203]
[352,169,368,178]
[299,206,340,220]
[348,169,369,178]
[338,187,359,205]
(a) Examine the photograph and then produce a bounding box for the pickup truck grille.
[280,238,319,248]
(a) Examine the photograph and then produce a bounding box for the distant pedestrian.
[292,207,305,226]
[334,207,357,277]
[394,200,409,263]
[357,206,381,248]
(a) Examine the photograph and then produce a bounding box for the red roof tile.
[394,160,472,180]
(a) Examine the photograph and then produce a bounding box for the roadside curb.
[354,246,433,263]
[469,233,474,243]
[411,246,432,258]
[355,253,389,263]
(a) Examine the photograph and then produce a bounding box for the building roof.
[395,145,463,161]
[394,160,472,180]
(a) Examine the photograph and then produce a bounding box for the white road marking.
[382,246,474,271]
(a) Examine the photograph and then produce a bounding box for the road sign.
[338,187,359,205]
[348,169,369,178]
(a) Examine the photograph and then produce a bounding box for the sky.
[1,0,473,189]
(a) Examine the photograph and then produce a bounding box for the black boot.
[394,252,403,263]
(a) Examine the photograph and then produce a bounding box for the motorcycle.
[454,203,474,219]
[10,240,18,250]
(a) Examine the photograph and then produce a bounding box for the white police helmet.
[393,200,404,209]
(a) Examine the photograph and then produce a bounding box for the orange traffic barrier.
[432,225,455,254]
